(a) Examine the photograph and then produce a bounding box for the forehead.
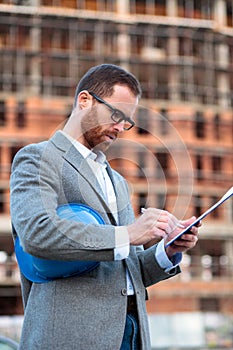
[105,85,138,113]
[106,84,138,103]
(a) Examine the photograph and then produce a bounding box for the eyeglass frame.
[89,92,135,131]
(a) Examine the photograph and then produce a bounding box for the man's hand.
[127,209,200,256]
[127,208,185,246]
[165,216,200,258]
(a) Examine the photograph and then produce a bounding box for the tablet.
[165,186,233,248]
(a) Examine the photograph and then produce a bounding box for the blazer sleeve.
[137,244,181,288]
[10,143,118,262]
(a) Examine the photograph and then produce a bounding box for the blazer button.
[121,288,127,296]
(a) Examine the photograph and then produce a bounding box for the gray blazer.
[10,131,180,350]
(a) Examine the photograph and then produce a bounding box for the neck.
[63,113,82,141]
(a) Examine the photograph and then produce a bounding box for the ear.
[77,90,93,110]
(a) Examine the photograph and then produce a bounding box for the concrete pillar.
[30,0,40,5]
[218,73,230,108]
[1,144,10,178]
[168,29,179,100]
[117,24,130,70]
[224,240,233,277]
[94,22,104,56]
[30,17,41,95]
[166,0,177,17]
[218,43,229,69]
[117,0,130,15]
[214,0,226,26]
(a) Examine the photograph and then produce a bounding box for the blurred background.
[0,0,232,348]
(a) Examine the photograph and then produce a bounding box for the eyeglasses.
[89,92,135,131]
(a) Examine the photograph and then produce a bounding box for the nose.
[113,120,125,133]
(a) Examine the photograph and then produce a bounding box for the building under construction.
[0,0,232,347]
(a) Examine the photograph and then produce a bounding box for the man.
[10,64,199,349]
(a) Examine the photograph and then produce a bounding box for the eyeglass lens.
[111,111,133,130]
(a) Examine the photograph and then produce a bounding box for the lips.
[104,133,117,141]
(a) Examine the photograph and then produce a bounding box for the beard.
[81,107,118,152]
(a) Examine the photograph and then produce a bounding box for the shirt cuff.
[156,239,182,273]
[114,226,129,260]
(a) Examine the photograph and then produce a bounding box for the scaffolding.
[0,0,232,327]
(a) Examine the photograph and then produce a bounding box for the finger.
[175,233,198,245]
[142,208,183,235]
[152,227,166,239]
[189,226,198,235]
[182,232,198,240]
[146,209,179,230]
[155,211,181,232]
[180,216,197,227]
[142,208,163,222]
[155,221,171,234]
[155,220,181,235]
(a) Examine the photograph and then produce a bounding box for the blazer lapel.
[50,131,117,225]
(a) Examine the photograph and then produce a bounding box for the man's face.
[80,85,138,152]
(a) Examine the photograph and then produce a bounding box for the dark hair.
[73,64,141,106]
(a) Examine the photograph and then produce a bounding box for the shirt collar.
[60,130,106,164]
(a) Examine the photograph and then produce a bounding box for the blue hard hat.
[14,203,105,283]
